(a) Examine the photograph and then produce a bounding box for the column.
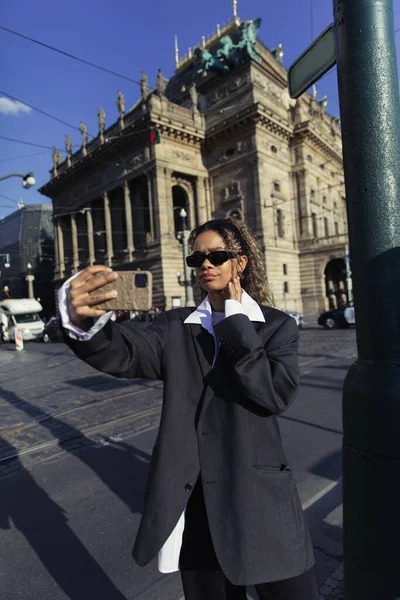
[103,191,114,266]
[71,214,79,271]
[123,181,134,260]
[57,219,65,279]
[153,166,173,239]
[53,219,60,276]
[195,177,208,225]
[86,208,95,266]
[146,173,155,241]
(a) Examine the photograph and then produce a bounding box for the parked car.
[285,311,303,329]
[318,306,355,329]
[42,316,63,342]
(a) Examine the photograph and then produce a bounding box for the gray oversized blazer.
[65,304,314,586]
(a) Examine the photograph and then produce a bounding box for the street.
[0,326,353,599]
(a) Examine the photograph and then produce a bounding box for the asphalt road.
[0,326,354,599]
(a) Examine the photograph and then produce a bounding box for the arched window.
[172,185,190,235]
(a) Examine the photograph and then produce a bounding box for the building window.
[274,181,281,192]
[320,163,325,170]
[283,263,288,275]
[334,201,337,210]
[307,154,313,163]
[324,217,329,237]
[271,145,278,154]
[225,147,236,159]
[335,221,339,235]
[331,171,336,178]
[277,209,284,238]
[323,195,327,204]
[312,212,318,238]
[283,281,289,294]
[310,189,315,200]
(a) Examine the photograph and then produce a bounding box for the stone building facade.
[39,13,348,315]
[0,204,55,316]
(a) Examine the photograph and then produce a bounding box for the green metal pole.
[333,0,400,598]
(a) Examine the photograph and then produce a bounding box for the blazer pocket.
[252,464,292,473]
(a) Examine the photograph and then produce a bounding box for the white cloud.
[0,97,32,116]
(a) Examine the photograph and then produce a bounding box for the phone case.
[89,271,153,311]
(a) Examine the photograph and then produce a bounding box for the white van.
[0,299,45,342]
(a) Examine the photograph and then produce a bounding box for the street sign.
[288,24,336,99]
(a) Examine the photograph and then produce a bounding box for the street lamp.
[0,172,36,189]
[176,208,195,307]
[0,254,10,280]
[26,262,35,299]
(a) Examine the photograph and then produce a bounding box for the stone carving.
[271,43,284,64]
[127,152,145,168]
[98,106,106,138]
[52,147,63,175]
[116,90,125,117]
[65,135,73,167]
[172,150,195,162]
[79,121,88,149]
[216,140,251,164]
[156,68,165,95]
[208,73,250,106]
[189,84,198,111]
[224,180,242,202]
[140,71,149,100]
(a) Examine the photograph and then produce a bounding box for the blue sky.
[1,0,400,218]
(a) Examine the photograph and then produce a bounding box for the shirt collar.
[184,290,265,335]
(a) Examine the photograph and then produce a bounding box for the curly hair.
[188,218,275,307]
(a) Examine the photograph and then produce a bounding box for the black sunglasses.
[186,250,237,268]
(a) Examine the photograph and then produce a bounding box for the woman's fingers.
[70,269,118,299]
[70,265,113,288]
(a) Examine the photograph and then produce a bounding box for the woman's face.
[191,230,247,294]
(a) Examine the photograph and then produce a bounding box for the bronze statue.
[116,90,125,117]
[140,71,149,100]
[79,121,88,147]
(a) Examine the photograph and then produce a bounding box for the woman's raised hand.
[67,266,119,329]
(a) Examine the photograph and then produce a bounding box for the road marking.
[301,477,342,511]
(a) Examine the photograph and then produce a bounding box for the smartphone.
[89,270,153,312]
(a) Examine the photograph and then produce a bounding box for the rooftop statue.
[236,18,262,64]
[194,46,229,75]
[195,18,262,75]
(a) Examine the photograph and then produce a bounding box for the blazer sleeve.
[63,312,168,380]
[213,314,299,415]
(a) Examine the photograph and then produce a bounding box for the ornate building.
[39,7,349,315]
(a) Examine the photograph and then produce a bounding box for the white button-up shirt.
[57,278,265,573]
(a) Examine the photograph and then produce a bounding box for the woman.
[60,218,318,600]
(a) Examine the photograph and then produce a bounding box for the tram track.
[0,382,162,435]
[0,405,162,464]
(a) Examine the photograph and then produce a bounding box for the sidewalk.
[319,565,344,599]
